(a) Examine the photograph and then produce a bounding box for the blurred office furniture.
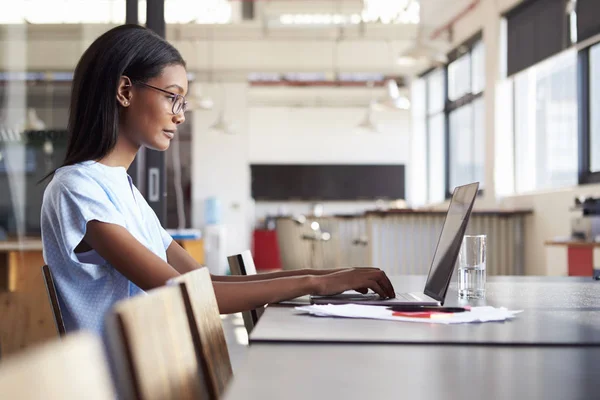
[105,284,210,400]
[300,221,332,270]
[0,332,116,399]
[169,229,205,265]
[169,267,233,397]
[228,250,265,334]
[545,240,600,278]
[275,209,532,274]
[202,197,228,275]
[570,196,600,241]
[543,197,600,278]
[178,238,205,264]
[0,239,56,356]
[41,265,66,336]
[251,229,282,271]
[204,224,227,275]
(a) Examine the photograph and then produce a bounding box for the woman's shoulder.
[48,163,97,190]
[44,162,117,200]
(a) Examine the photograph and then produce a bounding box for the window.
[446,36,485,194]
[590,44,600,172]
[448,53,471,102]
[579,41,600,184]
[513,50,578,193]
[426,69,446,203]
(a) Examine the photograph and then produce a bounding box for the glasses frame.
[134,81,188,114]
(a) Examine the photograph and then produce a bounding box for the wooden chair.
[105,284,211,400]
[167,267,233,399]
[227,250,265,334]
[0,332,116,399]
[41,265,66,336]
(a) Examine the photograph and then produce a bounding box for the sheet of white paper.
[295,304,523,324]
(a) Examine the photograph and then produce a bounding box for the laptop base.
[310,292,439,306]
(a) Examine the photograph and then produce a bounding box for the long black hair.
[43,24,185,180]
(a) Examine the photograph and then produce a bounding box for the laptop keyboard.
[395,292,416,301]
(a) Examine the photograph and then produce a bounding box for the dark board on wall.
[251,164,405,201]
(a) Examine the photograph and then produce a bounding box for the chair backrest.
[0,332,116,399]
[227,250,264,334]
[167,267,233,399]
[41,265,66,336]
[105,285,211,400]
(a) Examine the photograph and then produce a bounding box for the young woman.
[41,24,395,336]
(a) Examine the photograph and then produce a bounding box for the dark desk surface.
[223,344,600,400]
[251,276,600,345]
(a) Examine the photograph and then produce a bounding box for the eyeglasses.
[134,81,188,114]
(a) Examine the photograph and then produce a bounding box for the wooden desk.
[250,276,600,346]
[223,344,600,400]
[0,240,56,356]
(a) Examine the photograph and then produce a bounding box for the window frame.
[578,41,600,184]
[444,32,485,199]
[421,67,446,204]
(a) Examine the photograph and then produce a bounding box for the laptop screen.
[423,182,479,301]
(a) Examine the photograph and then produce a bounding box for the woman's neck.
[98,135,140,169]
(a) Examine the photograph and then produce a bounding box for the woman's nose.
[173,111,185,125]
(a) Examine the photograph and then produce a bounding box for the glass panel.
[514,50,578,193]
[410,78,428,207]
[471,41,485,94]
[0,81,70,239]
[590,43,600,172]
[448,52,471,101]
[449,104,474,190]
[426,68,445,115]
[428,113,446,203]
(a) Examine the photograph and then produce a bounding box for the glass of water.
[458,235,486,299]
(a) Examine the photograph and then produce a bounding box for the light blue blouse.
[41,160,173,336]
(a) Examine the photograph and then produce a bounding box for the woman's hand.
[311,268,395,299]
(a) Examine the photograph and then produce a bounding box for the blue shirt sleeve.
[42,173,128,279]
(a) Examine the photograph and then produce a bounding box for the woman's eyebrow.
[165,84,185,93]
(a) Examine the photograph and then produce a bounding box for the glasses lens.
[173,96,184,114]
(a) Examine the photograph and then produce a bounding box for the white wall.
[248,106,411,163]
[191,83,412,255]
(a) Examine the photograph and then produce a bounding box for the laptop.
[311,182,480,306]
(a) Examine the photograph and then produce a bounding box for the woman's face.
[120,64,188,151]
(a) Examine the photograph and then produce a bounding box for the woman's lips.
[163,130,175,139]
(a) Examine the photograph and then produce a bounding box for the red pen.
[392,311,454,319]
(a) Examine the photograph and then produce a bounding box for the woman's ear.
[117,76,133,107]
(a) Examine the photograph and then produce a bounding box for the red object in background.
[567,246,594,276]
[252,230,282,271]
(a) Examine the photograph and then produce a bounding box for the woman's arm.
[164,240,352,282]
[84,220,181,290]
[85,221,395,313]
[210,268,352,282]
